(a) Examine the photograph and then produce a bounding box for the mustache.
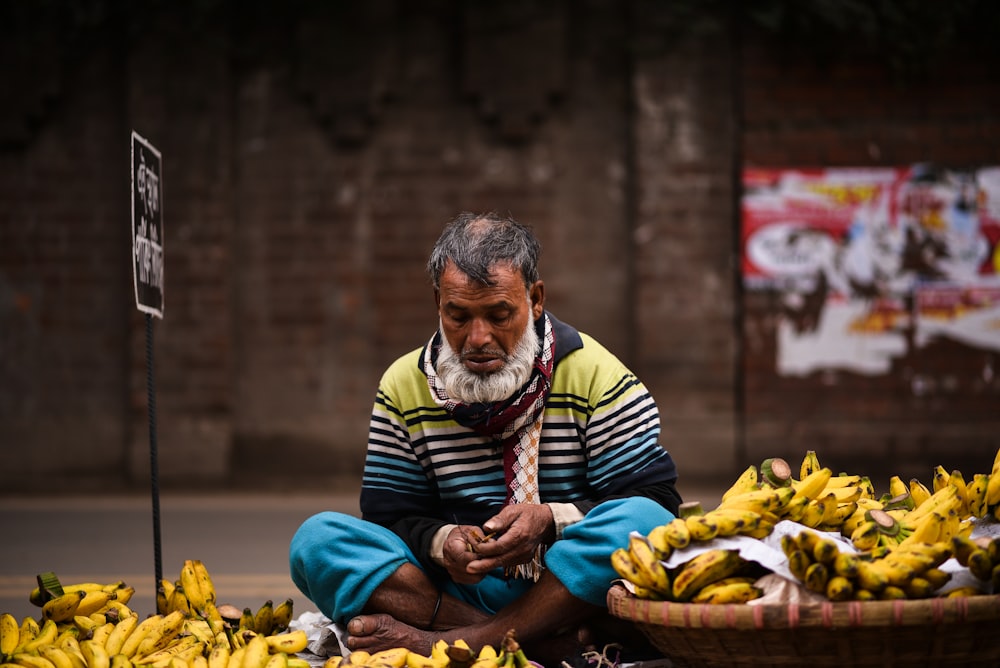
[460,347,507,361]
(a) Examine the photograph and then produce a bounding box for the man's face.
[435,260,545,376]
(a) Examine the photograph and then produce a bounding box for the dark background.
[2,0,1000,495]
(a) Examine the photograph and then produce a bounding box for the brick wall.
[1,2,998,492]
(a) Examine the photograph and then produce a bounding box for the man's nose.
[467,318,494,349]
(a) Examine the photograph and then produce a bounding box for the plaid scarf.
[423,313,556,579]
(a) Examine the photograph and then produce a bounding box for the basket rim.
[607,583,1000,631]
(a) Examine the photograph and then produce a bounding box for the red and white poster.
[741,165,1000,376]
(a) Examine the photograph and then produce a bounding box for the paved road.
[0,489,361,624]
[0,479,724,624]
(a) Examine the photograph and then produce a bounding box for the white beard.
[435,316,539,404]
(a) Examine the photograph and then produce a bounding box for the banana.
[207,644,230,668]
[825,575,854,601]
[948,469,970,517]
[104,614,139,657]
[802,562,829,594]
[133,636,200,666]
[13,653,59,668]
[904,576,935,599]
[832,551,860,579]
[898,512,946,549]
[791,467,833,501]
[645,524,673,560]
[968,548,994,581]
[253,601,274,638]
[854,559,888,593]
[262,630,308,655]
[38,647,75,668]
[238,608,256,633]
[690,580,762,604]
[781,494,810,522]
[610,548,658,591]
[322,659,342,668]
[931,465,951,494]
[179,561,206,614]
[853,588,877,601]
[879,585,907,600]
[798,498,827,528]
[264,654,287,668]
[720,464,760,503]
[367,648,410,668]
[967,473,990,518]
[660,518,691,550]
[909,478,932,508]
[627,534,671,596]
[80,640,111,668]
[42,592,86,623]
[88,622,115,650]
[922,567,952,590]
[228,646,246,668]
[760,457,793,488]
[685,515,719,542]
[823,473,863,489]
[823,500,859,529]
[166,587,191,618]
[76,591,115,618]
[811,536,840,566]
[109,654,133,668]
[269,599,293,635]
[850,520,880,551]
[155,581,174,616]
[787,549,811,582]
[190,561,216,607]
[716,487,781,514]
[119,615,164,659]
[799,450,821,480]
[133,611,186,660]
[671,549,744,601]
[23,620,59,653]
[706,508,762,537]
[987,469,1000,508]
[1,613,19,656]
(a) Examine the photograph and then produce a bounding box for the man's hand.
[441,525,491,584]
[467,504,555,575]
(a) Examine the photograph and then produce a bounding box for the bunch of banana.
[610,534,671,600]
[781,530,953,601]
[326,633,535,668]
[2,562,309,668]
[951,535,1000,590]
[671,549,754,603]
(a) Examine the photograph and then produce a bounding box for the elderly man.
[289,212,682,664]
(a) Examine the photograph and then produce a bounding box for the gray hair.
[427,212,541,290]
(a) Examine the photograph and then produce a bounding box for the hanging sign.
[131,130,164,318]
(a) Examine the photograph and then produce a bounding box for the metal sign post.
[131,130,165,591]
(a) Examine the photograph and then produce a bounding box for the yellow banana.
[133,636,200,666]
[264,654,287,668]
[155,581,174,616]
[786,549,811,582]
[904,576,935,599]
[627,534,671,595]
[720,464,759,503]
[987,469,1000,508]
[691,580,762,604]
[80,640,111,668]
[1,613,19,656]
[798,499,827,528]
[850,520,880,551]
[104,614,139,657]
[685,515,719,542]
[610,548,657,591]
[166,586,190,617]
[262,630,308,655]
[109,654,133,668]
[119,615,163,658]
[823,474,862,489]
[645,524,673,559]
[717,487,780,514]
[879,585,907,600]
[76,591,115,618]
[948,469,969,517]
[791,467,833,501]
[269,599,293,635]
[179,561,206,614]
[810,535,840,566]
[134,610,186,660]
[802,562,829,594]
[671,549,744,601]
[799,450,821,480]
[706,508,761,537]
[42,592,86,623]
[922,567,952,590]
[367,648,410,668]
[967,473,990,518]
[832,551,860,579]
[190,561,216,607]
[898,512,946,549]
[660,518,692,550]
[908,478,933,508]
[825,575,854,601]
[207,644,230,668]
[23,619,59,653]
[253,601,274,637]
[946,585,985,598]
[39,647,76,668]
[782,494,810,522]
[968,548,994,581]
[854,559,888,593]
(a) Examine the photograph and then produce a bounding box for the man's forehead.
[441,260,523,288]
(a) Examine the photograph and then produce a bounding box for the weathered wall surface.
[1,2,998,493]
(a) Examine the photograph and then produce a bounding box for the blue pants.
[288,497,673,623]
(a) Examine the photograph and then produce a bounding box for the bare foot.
[346,614,435,655]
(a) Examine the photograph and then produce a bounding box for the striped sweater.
[359,313,680,564]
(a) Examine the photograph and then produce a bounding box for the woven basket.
[607,584,1000,667]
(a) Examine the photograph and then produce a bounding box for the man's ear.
[433,289,441,310]
[530,280,545,319]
